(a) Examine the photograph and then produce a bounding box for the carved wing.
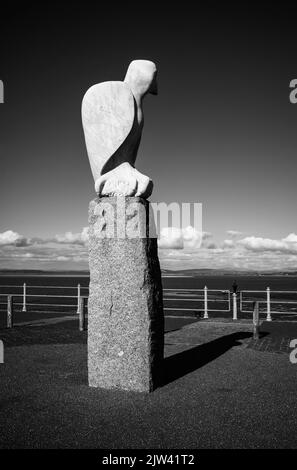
[81,81,135,181]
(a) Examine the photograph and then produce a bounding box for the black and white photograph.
[1,2,297,458]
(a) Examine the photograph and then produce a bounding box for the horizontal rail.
[1,283,296,321]
[164,298,229,302]
[12,303,80,308]
[240,290,269,293]
[0,294,83,299]
[1,286,295,293]
[267,291,297,294]
[163,288,229,292]
[164,307,229,312]
[241,310,297,314]
[240,288,297,317]
[240,289,297,294]
[241,300,297,305]
[0,285,88,290]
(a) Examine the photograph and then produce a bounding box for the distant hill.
[1,268,297,277]
[162,268,297,277]
[0,269,90,276]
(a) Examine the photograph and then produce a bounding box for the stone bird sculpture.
[82,60,158,198]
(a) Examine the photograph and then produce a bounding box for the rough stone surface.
[88,196,164,392]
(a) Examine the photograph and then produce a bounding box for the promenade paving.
[0,318,297,448]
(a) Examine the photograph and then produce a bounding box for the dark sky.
[0,4,297,270]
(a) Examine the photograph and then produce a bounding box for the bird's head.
[124,59,158,99]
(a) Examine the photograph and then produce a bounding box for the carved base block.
[88,197,164,392]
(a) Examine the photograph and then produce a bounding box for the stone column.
[88,196,164,392]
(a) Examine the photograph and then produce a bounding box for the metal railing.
[1,283,297,329]
[240,288,297,321]
[3,293,88,331]
[163,286,230,319]
[0,283,89,313]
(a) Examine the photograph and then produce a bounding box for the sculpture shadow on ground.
[161,331,256,386]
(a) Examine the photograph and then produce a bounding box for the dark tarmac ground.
[0,317,297,449]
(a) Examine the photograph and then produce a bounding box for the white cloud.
[54,227,89,245]
[223,239,235,248]
[237,235,297,254]
[1,227,297,272]
[158,227,184,249]
[182,226,203,249]
[159,232,297,271]
[158,226,202,250]
[283,233,297,243]
[226,230,243,238]
[0,230,30,247]
[0,227,89,270]
[81,227,89,244]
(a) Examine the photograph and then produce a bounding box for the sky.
[0,4,297,271]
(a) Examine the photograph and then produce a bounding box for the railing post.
[77,283,81,314]
[232,292,238,320]
[253,301,260,339]
[203,286,208,319]
[22,282,27,312]
[266,287,272,321]
[7,295,13,328]
[78,296,86,331]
